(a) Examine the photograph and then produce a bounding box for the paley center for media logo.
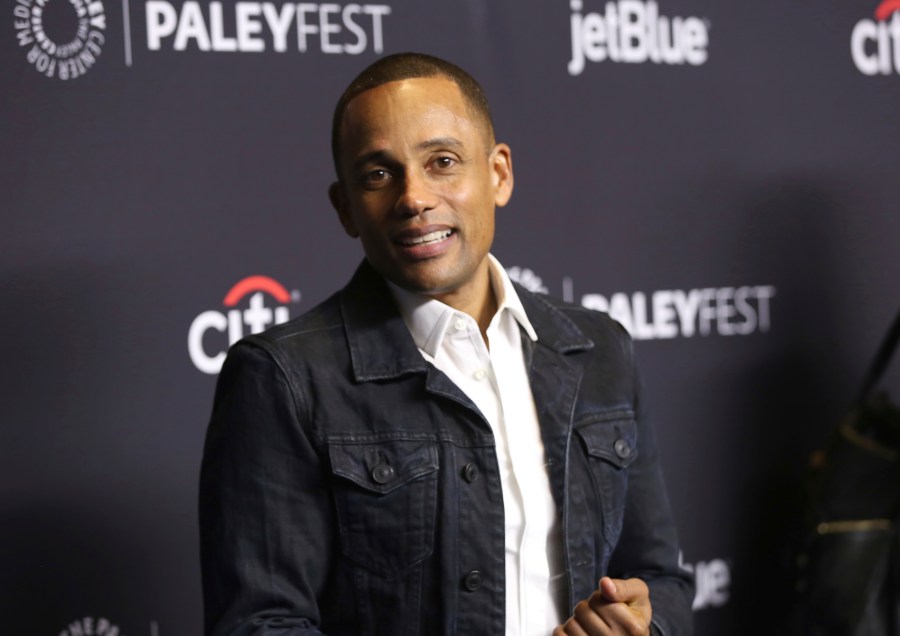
[58,616,126,636]
[188,275,300,374]
[852,0,900,75]
[13,0,107,80]
[12,0,392,80]
[568,0,710,76]
[58,616,164,636]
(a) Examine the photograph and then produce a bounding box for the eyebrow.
[417,137,463,150]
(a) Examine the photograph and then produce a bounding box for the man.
[200,53,693,635]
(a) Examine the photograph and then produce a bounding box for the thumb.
[599,577,648,604]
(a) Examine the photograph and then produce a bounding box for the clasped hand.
[553,577,652,636]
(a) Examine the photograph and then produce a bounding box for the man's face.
[330,76,513,305]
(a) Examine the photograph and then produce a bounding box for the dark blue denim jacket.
[200,261,694,636]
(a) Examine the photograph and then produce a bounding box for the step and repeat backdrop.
[3,0,899,634]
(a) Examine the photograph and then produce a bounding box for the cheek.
[444,180,485,211]
[456,184,496,231]
[349,196,390,229]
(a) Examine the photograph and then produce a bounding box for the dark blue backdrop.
[3,1,899,634]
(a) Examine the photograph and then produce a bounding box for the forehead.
[338,77,485,153]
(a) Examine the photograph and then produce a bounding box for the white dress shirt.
[388,254,565,636]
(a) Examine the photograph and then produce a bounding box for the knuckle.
[627,577,648,596]
[623,615,646,635]
[573,599,593,620]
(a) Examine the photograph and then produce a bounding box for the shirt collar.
[387,254,539,358]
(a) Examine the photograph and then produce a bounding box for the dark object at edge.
[793,308,900,636]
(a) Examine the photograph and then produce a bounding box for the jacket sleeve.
[199,341,334,636]
[607,348,695,636]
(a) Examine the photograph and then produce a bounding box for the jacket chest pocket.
[575,414,638,548]
[328,440,439,577]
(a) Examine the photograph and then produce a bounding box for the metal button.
[371,463,395,484]
[614,439,631,459]
[462,570,482,592]
[462,462,479,483]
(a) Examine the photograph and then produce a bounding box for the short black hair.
[331,52,495,180]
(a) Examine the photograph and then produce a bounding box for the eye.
[431,156,457,171]
[361,169,392,187]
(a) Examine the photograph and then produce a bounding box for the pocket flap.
[329,440,439,495]
[576,415,639,469]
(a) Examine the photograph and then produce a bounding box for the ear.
[489,143,513,208]
[329,181,359,238]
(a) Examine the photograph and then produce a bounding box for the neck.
[433,262,497,345]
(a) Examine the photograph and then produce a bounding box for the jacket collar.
[339,259,593,383]
[517,287,594,355]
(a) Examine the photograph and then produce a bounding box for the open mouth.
[399,229,452,246]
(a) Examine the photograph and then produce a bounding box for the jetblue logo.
[568,0,709,76]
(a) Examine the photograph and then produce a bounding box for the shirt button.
[454,318,466,331]
[371,463,395,484]
[614,439,631,459]
[462,570,482,592]
[462,463,479,483]
[473,368,487,381]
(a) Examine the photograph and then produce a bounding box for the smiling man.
[329,71,507,329]
[200,53,694,636]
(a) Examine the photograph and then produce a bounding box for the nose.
[394,170,437,217]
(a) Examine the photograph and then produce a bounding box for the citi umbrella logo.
[852,0,900,75]
[188,275,300,374]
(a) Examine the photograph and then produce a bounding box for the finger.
[586,595,648,635]
[555,614,594,636]
[555,598,611,636]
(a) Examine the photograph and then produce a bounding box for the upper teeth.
[404,230,451,245]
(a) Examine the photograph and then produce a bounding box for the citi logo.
[188,275,299,374]
[568,0,709,76]
[852,0,900,75]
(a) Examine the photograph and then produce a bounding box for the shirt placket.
[447,313,528,636]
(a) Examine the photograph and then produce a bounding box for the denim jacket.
[199,261,694,636]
